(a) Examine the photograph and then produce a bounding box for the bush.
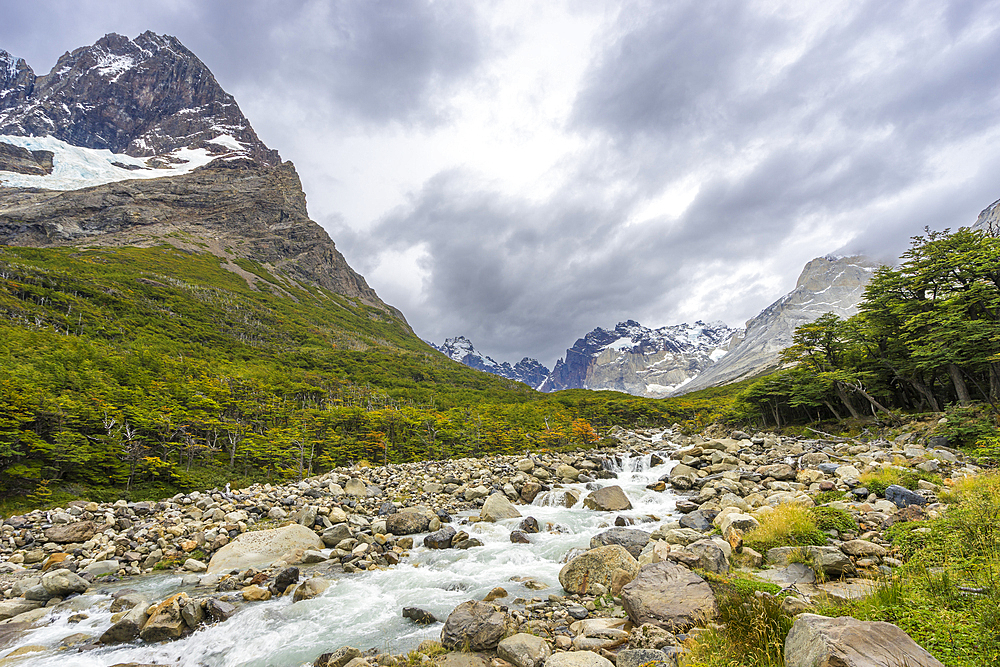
[743,503,828,553]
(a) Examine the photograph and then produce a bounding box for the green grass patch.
[743,503,828,553]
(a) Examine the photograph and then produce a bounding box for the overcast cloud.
[3,0,1000,367]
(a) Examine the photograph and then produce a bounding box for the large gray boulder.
[784,614,944,667]
[207,523,323,574]
[0,598,44,621]
[559,545,638,595]
[590,528,651,558]
[583,485,632,511]
[440,600,513,650]
[497,632,551,667]
[480,493,522,522]
[620,562,717,632]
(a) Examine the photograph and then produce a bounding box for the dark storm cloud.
[351,0,1000,366]
[0,0,488,127]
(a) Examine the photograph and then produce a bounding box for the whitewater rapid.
[3,443,680,667]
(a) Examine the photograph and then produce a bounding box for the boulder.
[84,560,121,577]
[43,521,97,544]
[839,540,887,558]
[885,485,927,508]
[480,493,522,522]
[403,607,438,624]
[784,614,944,667]
[440,600,512,650]
[41,569,89,596]
[627,623,678,649]
[140,593,191,642]
[497,632,551,667]
[544,652,615,667]
[520,482,543,503]
[559,545,639,595]
[207,523,323,574]
[0,599,43,621]
[620,561,717,632]
[274,567,300,593]
[344,478,367,497]
[615,649,677,667]
[321,524,352,546]
[293,577,331,602]
[687,539,729,575]
[205,599,237,621]
[556,464,581,480]
[590,528,651,558]
[314,646,362,667]
[100,596,151,644]
[583,486,632,511]
[757,464,796,480]
[425,526,457,549]
[679,510,713,533]
[385,511,432,535]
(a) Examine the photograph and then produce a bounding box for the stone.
[620,561,717,632]
[808,546,856,578]
[403,607,438,624]
[519,517,540,533]
[140,593,191,642]
[242,584,271,601]
[425,525,457,549]
[294,577,331,602]
[183,558,207,572]
[43,521,97,544]
[480,493,522,522]
[440,600,512,650]
[589,528,651,558]
[180,597,204,628]
[497,632,551,667]
[0,598,44,621]
[543,652,615,667]
[510,530,531,544]
[687,539,729,574]
[205,599,237,621]
[679,510,713,533]
[556,464,581,480]
[615,649,677,667]
[385,511,433,535]
[885,485,927,508]
[784,614,944,667]
[302,550,327,564]
[520,482,543,503]
[315,646,362,667]
[757,464,796,480]
[344,478,367,497]
[583,485,632,511]
[559,545,639,595]
[207,523,323,573]
[274,566,300,593]
[321,524,353,546]
[41,569,89,596]
[628,623,678,649]
[84,560,121,577]
[839,540,887,558]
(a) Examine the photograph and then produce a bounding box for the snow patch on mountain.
[431,336,551,388]
[0,134,228,190]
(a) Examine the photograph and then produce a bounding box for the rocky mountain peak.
[432,336,550,389]
[0,31,279,166]
[973,197,1000,235]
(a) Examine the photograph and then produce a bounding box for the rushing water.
[3,442,680,667]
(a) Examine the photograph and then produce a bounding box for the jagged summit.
[432,336,550,388]
[0,32,279,190]
[540,319,742,396]
[973,197,1000,235]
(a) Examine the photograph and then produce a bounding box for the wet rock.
[425,525,457,549]
[583,485,632,511]
[180,597,204,628]
[0,598,44,621]
[519,517,540,533]
[140,593,191,642]
[497,632,551,667]
[100,596,151,644]
[274,567,300,594]
[293,577,331,602]
[784,614,944,667]
[589,528,651,558]
[520,482,543,503]
[403,607,439,624]
[621,561,717,632]
[510,530,531,544]
[559,545,639,595]
[242,585,271,601]
[480,493,522,522]
[205,598,237,621]
[440,600,513,650]
[483,587,507,601]
[207,523,323,574]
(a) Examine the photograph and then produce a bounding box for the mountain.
[973,197,1000,235]
[432,336,550,388]
[677,254,881,393]
[539,320,742,397]
[0,32,278,168]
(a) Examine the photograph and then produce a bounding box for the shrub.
[743,503,828,553]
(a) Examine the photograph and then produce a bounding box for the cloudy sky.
[3,0,1000,367]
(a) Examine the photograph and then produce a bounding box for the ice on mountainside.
[431,337,551,388]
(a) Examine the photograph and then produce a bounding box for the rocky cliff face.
[973,198,1000,235]
[0,32,278,165]
[432,337,550,388]
[539,320,741,397]
[677,255,880,393]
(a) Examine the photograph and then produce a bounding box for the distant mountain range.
[430,337,550,389]
[434,254,883,395]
